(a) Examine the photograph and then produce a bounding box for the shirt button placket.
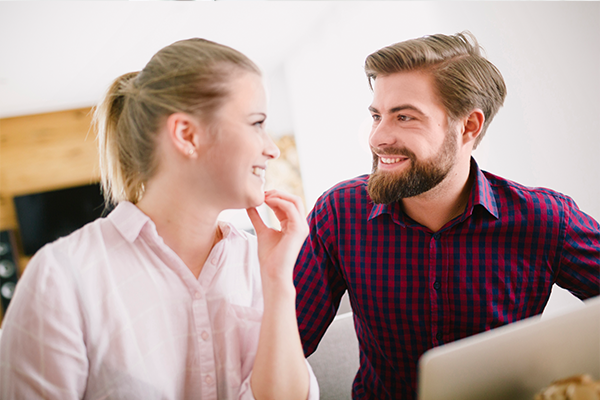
[193,291,217,398]
[429,232,444,346]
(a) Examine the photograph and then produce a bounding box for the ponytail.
[94,71,148,206]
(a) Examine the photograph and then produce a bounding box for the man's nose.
[369,117,397,149]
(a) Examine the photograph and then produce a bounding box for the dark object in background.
[0,230,20,313]
[13,183,113,256]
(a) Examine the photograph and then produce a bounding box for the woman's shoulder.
[36,201,147,262]
[38,214,117,260]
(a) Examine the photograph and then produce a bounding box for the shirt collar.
[368,157,499,224]
[107,201,236,244]
[108,201,151,243]
[468,157,499,219]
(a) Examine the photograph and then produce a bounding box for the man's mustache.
[370,147,415,159]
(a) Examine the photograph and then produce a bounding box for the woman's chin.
[245,193,265,209]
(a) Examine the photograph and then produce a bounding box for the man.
[293,32,600,399]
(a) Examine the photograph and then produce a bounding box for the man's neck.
[400,160,474,233]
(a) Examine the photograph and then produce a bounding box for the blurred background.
[1,2,598,322]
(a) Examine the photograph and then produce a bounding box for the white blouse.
[0,202,318,400]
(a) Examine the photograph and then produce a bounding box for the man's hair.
[364,31,506,148]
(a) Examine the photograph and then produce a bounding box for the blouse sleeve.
[0,246,89,399]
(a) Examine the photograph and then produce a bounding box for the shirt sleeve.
[294,193,348,356]
[0,246,88,400]
[554,199,600,300]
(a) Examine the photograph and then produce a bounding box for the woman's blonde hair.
[93,38,261,205]
[364,31,506,148]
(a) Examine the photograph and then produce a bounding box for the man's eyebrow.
[368,104,425,116]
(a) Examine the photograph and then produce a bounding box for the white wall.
[283,2,599,225]
[280,2,599,313]
[1,2,595,313]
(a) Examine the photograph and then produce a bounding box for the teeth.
[252,167,265,178]
[380,157,402,164]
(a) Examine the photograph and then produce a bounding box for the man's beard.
[367,128,458,204]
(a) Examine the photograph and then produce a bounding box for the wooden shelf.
[1,108,97,324]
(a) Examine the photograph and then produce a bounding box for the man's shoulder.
[309,175,371,227]
[482,170,577,208]
[317,175,369,203]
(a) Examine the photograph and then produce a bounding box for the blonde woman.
[0,38,318,400]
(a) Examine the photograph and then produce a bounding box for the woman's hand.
[246,190,309,285]
[246,190,312,400]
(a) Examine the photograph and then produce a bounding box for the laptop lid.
[417,295,600,400]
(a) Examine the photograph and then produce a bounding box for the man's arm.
[294,195,348,357]
[554,200,600,299]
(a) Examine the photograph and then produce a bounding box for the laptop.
[417,295,600,400]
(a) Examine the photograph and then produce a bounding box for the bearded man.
[293,31,600,400]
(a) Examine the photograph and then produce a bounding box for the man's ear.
[460,109,485,145]
[165,113,204,158]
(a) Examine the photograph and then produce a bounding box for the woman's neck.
[136,181,223,279]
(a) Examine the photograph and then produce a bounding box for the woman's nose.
[263,134,280,160]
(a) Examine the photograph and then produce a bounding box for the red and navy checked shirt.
[294,158,600,400]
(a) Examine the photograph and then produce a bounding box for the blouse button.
[194,291,201,299]
[201,331,209,341]
[205,375,213,385]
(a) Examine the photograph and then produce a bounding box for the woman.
[0,38,318,400]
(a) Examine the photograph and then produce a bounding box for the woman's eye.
[253,120,265,128]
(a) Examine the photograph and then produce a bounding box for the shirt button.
[433,281,441,290]
[436,332,443,341]
[201,331,209,341]
[432,233,440,240]
[205,375,213,385]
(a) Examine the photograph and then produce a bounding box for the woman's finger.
[264,197,308,240]
[264,196,302,226]
[246,207,268,234]
[265,190,306,218]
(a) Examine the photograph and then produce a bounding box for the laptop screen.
[417,296,600,400]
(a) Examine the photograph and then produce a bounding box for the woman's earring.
[188,148,195,156]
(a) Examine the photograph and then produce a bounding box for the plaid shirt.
[294,158,600,399]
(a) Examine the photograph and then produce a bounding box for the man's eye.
[371,114,381,121]
[399,115,412,122]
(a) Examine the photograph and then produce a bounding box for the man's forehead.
[371,72,442,109]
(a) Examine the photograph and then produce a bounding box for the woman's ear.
[461,109,485,145]
[165,113,204,158]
